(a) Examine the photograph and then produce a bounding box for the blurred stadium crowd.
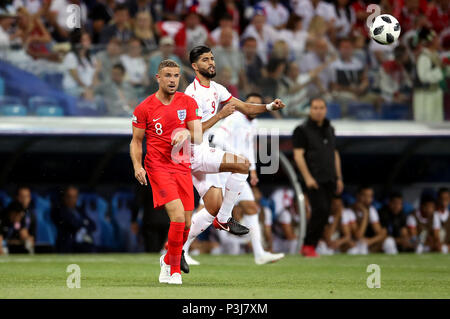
[0,0,449,120]
[1,184,449,255]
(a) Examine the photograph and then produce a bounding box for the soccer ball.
[370,14,401,45]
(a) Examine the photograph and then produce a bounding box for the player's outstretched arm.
[130,126,147,186]
[231,97,285,116]
[201,103,235,132]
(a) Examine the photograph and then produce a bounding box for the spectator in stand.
[94,63,138,116]
[133,10,157,53]
[216,66,240,98]
[99,4,133,45]
[379,192,414,253]
[351,0,371,38]
[332,0,356,40]
[379,44,413,104]
[259,0,289,30]
[174,9,213,59]
[300,37,336,101]
[210,13,239,50]
[259,58,286,115]
[242,36,264,92]
[407,192,441,254]
[127,0,159,20]
[330,37,381,116]
[396,0,429,34]
[413,27,446,122]
[242,9,279,64]
[148,36,183,80]
[46,0,88,42]
[426,0,449,34]
[120,37,149,98]
[213,27,245,89]
[14,186,36,243]
[292,0,336,33]
[0,7,15,50]
[12,0,50,16]
[349,186,388,254]
[436,187,450,254]
[89,0,115,44]
[0,201,34,254]
[62,31,99,99]
[278,60,328,117]
[51,185,96,253]
[210,0,242,32]
[15,6,55,61]
[278,14,308,62]
[293,98,344,257]
[96,37,122,83]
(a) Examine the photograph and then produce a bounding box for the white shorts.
[264,208,292,226]
[191,143,226,198]
[218,172,254,202]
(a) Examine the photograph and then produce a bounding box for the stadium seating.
[41,73,63,91]
[111,191,141,252]
[327,102,342,120]
[0,96,28,116]
[348,102,379,120]
[79,193,117,251]
[0,190,11,208]
[76,99,107,117]
[32,193,57,246]
[29,96,64,116]
[381,103,412,120]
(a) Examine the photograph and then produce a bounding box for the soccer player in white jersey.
[206,93,285,264]
[181,46,285,270]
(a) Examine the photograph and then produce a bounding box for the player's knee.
[243,202,258,215]
[236,159,250,174]
[171,212,185,223]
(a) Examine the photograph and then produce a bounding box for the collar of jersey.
[195,76,210,88]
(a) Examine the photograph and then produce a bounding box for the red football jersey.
[132,92,201,173]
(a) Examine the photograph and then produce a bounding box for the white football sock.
[242,214,265,259]
[183,207,215,252]
[288,239,298,254]
[217,173,248,223]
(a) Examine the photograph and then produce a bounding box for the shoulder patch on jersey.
[132,114,137,124]
[196,108,200,116]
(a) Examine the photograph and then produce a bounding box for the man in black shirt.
[293,98,344,257]
[0,201,34,254]
[379,192,414,252]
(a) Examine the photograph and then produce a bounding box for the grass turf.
[0,253,449,299]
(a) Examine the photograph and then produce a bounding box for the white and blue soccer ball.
[370,14,401,45]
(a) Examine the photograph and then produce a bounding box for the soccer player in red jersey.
[130,59,202,285]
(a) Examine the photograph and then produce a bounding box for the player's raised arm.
[230,97,286,116]
[130,126,147,186]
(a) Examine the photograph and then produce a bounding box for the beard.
[198,67,216,79]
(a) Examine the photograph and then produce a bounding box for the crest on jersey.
[177,109,186,121]
[214,92,218,100]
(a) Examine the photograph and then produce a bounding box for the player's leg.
[162,199,185,284]
[182,186,222,258]
[215,152,250,224]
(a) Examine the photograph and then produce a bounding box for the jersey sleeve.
[369,207,380,224]
[433,213,441,230]
[132,102,148,129]
[406,215,416,228]
[185,96,202,122]
[216,83,233,103]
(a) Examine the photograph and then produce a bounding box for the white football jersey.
[184,77,233,141]
[211,112,257,170]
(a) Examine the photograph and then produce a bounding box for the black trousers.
[304,181,336,247]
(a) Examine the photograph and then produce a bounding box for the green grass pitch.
[0,253,449,299]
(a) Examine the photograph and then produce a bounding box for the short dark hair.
[357,185,373,194]
[245,92,263,101]
[114,4,128,13]
[438,187,450,196]
[220,13,233,21]
[189,46,212,64]
[112,63,125,73]
[310,97,327,106]
[338,37,353,47]
[388,191,403,201]
[158,59,180,72]
[242,36,257,45]
[420,193,436,205]
[14,185,31,197]
[5,201,25,215]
